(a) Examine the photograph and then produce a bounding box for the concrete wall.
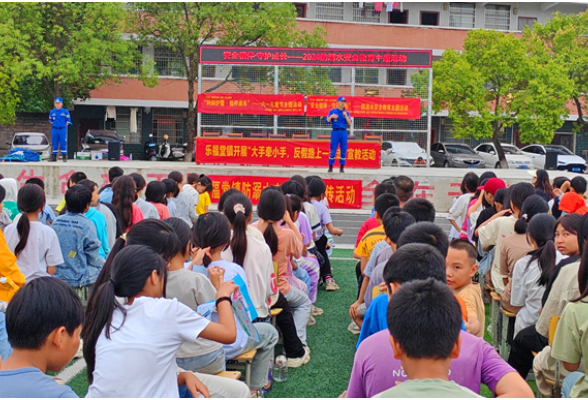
[0,160,576,212]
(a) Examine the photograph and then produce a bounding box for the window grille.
[353,3,380,23]
[154,45,185,77]
[485,4,511,31]
[316,2,344,21]
[152,108,184,144]
[449,3,475,28]
[113,107,142,144]
[387,69,407,86]
[517,17,536,31]
[356,68,379,85]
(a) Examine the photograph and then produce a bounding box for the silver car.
[9,132,52,160]
[431,142,486,168]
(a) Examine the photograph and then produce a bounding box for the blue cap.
[337,96,346,102]
[54,97,63,103]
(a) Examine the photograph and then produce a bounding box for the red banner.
[306,96,421,119]
[195,138,380,169]
[208,175,362,209]
[198,93,304,115]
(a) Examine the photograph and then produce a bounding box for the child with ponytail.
[500,195,549,312]
[146,181,171,220]
[5,184,63,281]
[510,213,557,337]
[111,175,144,233]
[83,245,239,398]
[193,212,279,394]
[256,188,312,356]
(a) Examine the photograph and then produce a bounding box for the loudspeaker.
[108,141,121,161]
[545,150,558,170]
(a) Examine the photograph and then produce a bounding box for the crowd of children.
[1,166,588,398]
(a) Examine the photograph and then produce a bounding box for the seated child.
[402,198,436,223]
[0,277,83,398]
[372,278,480,398]
[446,239,485,338]
[354,182,396,252]
[357,222,450,345]
[131,173,160,220]
[168,171,198,227]
[52,185,105,296]
[76,180,110,259]
[347,245,532,398]
[146,181,171,220]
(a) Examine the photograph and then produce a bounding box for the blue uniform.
[326,108,349,166]
[48,108,71,154]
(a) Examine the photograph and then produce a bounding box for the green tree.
[0,2,155,117]
[432,29,572,167]
[130,2,328,158]
[528,11,588,131]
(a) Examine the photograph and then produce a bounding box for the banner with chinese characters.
[195,138,380,169]
[200,46,432,68]
[197,93,304,115]
[306,96,421,119]
[208,175,363,209]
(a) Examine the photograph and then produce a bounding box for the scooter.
[158,134,187,161]
[144,134,158,161]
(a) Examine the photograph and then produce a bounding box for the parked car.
[474,143,533,169]
[430,142,486,168]
[80,130,124,155]
[381,141,434,167]
[520,144,587,173]
[8,132,51,160]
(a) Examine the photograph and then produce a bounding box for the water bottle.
[273,355,288,382]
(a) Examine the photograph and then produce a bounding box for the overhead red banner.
[198,93,304,115]
[307,96,421,119]
[195,138,380,169]
[208,175,362,209]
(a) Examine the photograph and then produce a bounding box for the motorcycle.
[158,134,187,161]
[144,134,158,161]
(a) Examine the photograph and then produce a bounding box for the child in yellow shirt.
[195,175,212,215]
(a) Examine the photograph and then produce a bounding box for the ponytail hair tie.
[120,233,127,242]
[522,214,528,221]
[233,203,245,214]
[109,277,117,286]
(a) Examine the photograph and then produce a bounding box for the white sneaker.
[287,351,311,368]
[326,279,339,291]
[348,321,361,335]
[307,315,316,326]
[311,306,324,316]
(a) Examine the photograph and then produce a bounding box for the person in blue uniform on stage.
[326,96,352,173]
[48,97,71,162]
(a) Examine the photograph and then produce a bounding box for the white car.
[520,144,587,173]
[381,141,434,167]
[474,143,533,169]
[8,132,52,160]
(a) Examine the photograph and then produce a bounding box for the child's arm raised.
[325,222,343,236]
[199,280,238,344]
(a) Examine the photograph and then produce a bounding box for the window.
[420,11,439,26]
[389,9,408,24]
[113,107,142,144]
[329,67,342,83]
[449,3,475,28]
[485,4,511,31]
[356,68,379,84]
[154,45,185,77]
[294,3,306,18]
[231,66,269,83]
[387,69,407,86]
[315,2,344,21]
[353,3,380,23]
[202,65,216,78]
[518,17,537,31]
[129,46,144,75]
[153,108,184,144]
[477,144,491,153]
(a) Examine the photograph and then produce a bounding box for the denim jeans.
[562,371,584,398]
[241,322,278,390]
[284,286,311,345]
[0,312,12,361]
[176,347,226,375]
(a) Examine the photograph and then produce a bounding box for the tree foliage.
[528,11,588,131]
[0,2,155,122]
[130,2,328,158]
[432,29,573,166]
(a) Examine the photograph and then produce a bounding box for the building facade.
[65,2,588,159]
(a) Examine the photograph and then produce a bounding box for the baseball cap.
[54,97,63,103]
[559,192,588,215]
[478,178,506,195]
[337,96,346,102]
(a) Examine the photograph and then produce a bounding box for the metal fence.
[197,63,433,150]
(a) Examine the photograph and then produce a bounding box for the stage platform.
[0,160,570,211]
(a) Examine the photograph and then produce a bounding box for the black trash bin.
[545,150,558,170]
[108,141,121,161]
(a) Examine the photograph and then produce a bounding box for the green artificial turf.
[59,248,536,398]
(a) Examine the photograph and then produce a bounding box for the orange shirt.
[0,229,25,301]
